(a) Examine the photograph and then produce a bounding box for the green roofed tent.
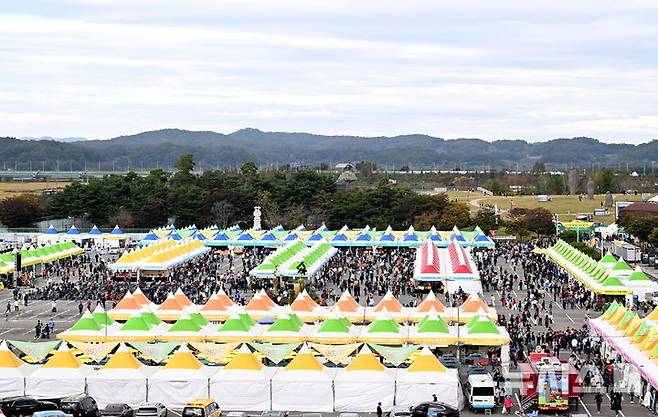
[601,276,626,287]
[219,315,252,332]
[600,252,617,264]
[612,259,632,271]
[120,315,152,331]
[317,317,351,333]
[69,311,103,332]
[467,316,500,335]
[168,316,203,332]
[267,313,302,332]
[629,268,651,281]
[417,313,449,333]
[140,311,162,327]
[368,317,400,334]
[189,312,209,327]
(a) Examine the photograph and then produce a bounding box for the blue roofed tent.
[88,225,102,235]
[168,232,182,241]
[284,232,299,241]
[308,233,323,242]
[110,225,124,235]
[261,232,277,241]
[166,224,176,230]
[67,225,80,235]
[237,232,254,241]
[450,226,466,242]
[45,225,58,235]
[192,232,207,241]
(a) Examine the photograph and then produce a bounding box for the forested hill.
[0,128,656,170]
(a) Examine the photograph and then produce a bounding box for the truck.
[519,353,580,412]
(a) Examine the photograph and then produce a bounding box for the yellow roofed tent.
[407,346,447,372]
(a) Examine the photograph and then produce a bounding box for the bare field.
[0,182,70,199]
[446,190,644,223]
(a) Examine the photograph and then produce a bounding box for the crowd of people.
[4,236,658,414]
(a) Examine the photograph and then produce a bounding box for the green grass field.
[445,191,644,224]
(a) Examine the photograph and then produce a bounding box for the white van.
[465,374,496,411]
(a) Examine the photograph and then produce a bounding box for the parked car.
[438,355,459,369]
[410,402,459,417]
[33,412,73,417]
[59,394,100,417]
[182,399,220,417]
[389,406,411,417]
[260,412,287,417]
[1,397,58,417]
[101,404,134,417]
[224,413,246,417]
[135,404,167,417]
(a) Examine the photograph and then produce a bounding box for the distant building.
[336,171,358,190]
[620,201,658,217]
[335,163,355,172]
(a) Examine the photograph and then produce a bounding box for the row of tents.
[140,224,495,248]
[544,240,658,297]
[588,302,658,392]
[58,303,509,346]
[110,240,210,272]
[413,240,481,294]
[0,241,84,275]
[105,288,498,324]
[0,341,462,412]
[250,241,338,278]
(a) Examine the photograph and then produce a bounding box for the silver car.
[135,404,166,417]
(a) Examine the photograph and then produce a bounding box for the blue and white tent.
[284,232,299,241]
[45,225,58,235]
[88,225,102,235]
[450,226,466,243]
[167,232,182,241]
[472,232,494,247]
[192,232,207,241]
[110,225,124,235]
[67,225,81,235]
[207,232,230,246]
[141,232,159,246]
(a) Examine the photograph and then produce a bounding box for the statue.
[604,192,614,208]
[586,179,595,200]
[253,206,262,230]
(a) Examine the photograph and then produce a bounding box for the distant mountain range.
[0,128,656,170]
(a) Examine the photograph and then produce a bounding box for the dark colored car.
[410,402,459,417]
[0,397,58,417]
[59,395,100,417]
[438,355,460,369]
[467,365,488,375]
[101,404,134,417]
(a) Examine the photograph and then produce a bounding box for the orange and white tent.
[26,343,91,398]
[174,288,194,308]
[333,290,366,323]
[87,343,151,408]
[446,293,497,323]
[132,287,153,307]
[290,289,326,322]
[272,344,335,412]
[334,345,395,412]
[200,289,235,321]
[210,344,274,411]
[108,290,142,320]
[410,290,446,321]
[0,340,31,397]
[368,290,408,322]
[395,346,461,409]
[156,292,185,321]
[245,289,280,320]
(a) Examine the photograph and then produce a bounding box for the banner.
[69,342,118,362]
[308,343,360,365]
[8,340,60,362]
[249,342,300,364]
[190,342,239,364]
[128,342,179,362]
[369,344,419,366]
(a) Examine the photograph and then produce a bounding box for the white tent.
[209,344,273,411]
[87,344,152,408]
[333,345,395,412]
[395,346,462,409]
[271,344,335,412]
[0,341,32,398]
[25,343,91,398]
[147,344,211,410]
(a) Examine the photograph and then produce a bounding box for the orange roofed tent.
[335,291,360,313]
[174,289,193,307]
[460,294,490,313]
[416,290,446,313]
[291,290,319,312]
[158,293,184,312]
[114,292,141,311]
[373,291,403,313]
[132,288,152,306]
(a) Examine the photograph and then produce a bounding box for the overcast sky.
[1,0,658,143]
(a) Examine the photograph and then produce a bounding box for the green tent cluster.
[0,241,84,275]
[251,241,306,274]
[549,240,631,295]
[285,243,333,275]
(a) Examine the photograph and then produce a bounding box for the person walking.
[595,391,603,414]
[376,402,382,417]
[611,392,622,417]
[504,395,513,414]
[78,302,84,315]
[34,320,42,339]
[5,301,11,319]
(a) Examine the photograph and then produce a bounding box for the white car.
[389,406,411,417]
